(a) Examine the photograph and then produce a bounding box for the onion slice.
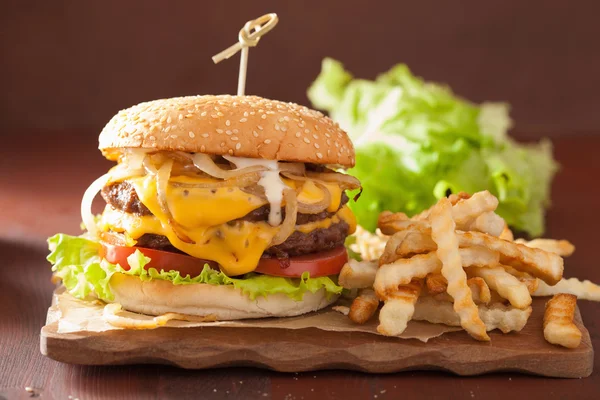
[192,153,267,179]
[81,173,110,239]
[156,160,195,244]
[282,173,331,214]
[278,162,306,176]
[270,189,298,246]
[306,171,361,190]
[170,172,261,189]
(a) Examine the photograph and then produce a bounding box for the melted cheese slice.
[101,173,354,276]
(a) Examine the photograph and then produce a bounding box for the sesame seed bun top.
[99,95,355,167]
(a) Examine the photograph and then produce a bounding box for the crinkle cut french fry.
[377,280,422,336]
[375,247,498,298]
[450,191,499,227]
[378,217,562,285]
[431,277,491,305]
[380,191,498,235]
[349,288,380,324]
[463,211,505,237]
[468,277,491,304]
[458,231,564,286]
[466,266,532,309]
[413,297,531,333]
[519,276,539,294]
[425,273,447,295]
[544,294,582,348]
[380,230,437,265]
[430,198,489,341]
[534,278,600,301]
[338,259,378,289]
[515,238,575,257]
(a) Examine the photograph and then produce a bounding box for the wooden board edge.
[40,318,594,378]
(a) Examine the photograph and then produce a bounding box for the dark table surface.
[0,131,599,400]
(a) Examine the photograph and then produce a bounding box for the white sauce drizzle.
[223,156,287,226]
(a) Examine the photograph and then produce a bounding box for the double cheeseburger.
[48,95,360,320]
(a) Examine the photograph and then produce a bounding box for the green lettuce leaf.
[48,234,343,302]
[308,58,558,236]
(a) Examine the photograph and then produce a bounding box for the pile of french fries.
[343,191,600,348]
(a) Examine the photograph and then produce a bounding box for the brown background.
[2,2,600,399]
[2,0,600,138]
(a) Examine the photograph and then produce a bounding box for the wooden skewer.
[212,13,279,96]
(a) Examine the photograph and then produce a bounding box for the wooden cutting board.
[40,297,593,378]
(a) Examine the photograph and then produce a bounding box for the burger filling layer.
[98,167,357,276]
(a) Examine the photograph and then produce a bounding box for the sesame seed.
[314,143,320,149]
[240,118,247,122]
[226,130,232,135]
[253,131,259,137]
[200,145,206,152]
[275,124,280,131]
[284,116,290,121]
[317,152,323,159]
[170,134,177,139]
[231,136,239,141]
[188,131,195,138]
[243,111,249,117]
[281,126,288,132]
[236,143,242,150]
[233,129,239,134]
[261,114,267,119]
[178,114,183,120]
[220,142,226,147]
[257,125,264,130]
[304,129,310,134]
[326,139,331,145]
[201,111,207,117]
[165,126,171,133]
[295,132,301,138]
[313,134,319,139]
[201,133,209,138]
[325,133,331,138]
[228,149,234,155]
[149,135,156,140]
[217,112,224,117]
[303,137,311,144]
[211,114,218,119]
[216,129,224,134]
[167,116,172,123]
[264,139,271,144]
[315,125,320,130]
[225,120,231,126]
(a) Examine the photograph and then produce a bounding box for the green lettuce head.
[308,58,558,236]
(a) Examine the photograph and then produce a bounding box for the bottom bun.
[109,273,338,320]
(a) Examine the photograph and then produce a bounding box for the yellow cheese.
[337,205,357,234]
[101,173,354,276]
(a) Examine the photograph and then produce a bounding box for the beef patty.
[102,181,350,258]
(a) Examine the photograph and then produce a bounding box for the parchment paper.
[47,288,461,343]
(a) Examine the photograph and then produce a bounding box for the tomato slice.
[100,243,347,278]
[100,243,215,278]
[254,246,348,277]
